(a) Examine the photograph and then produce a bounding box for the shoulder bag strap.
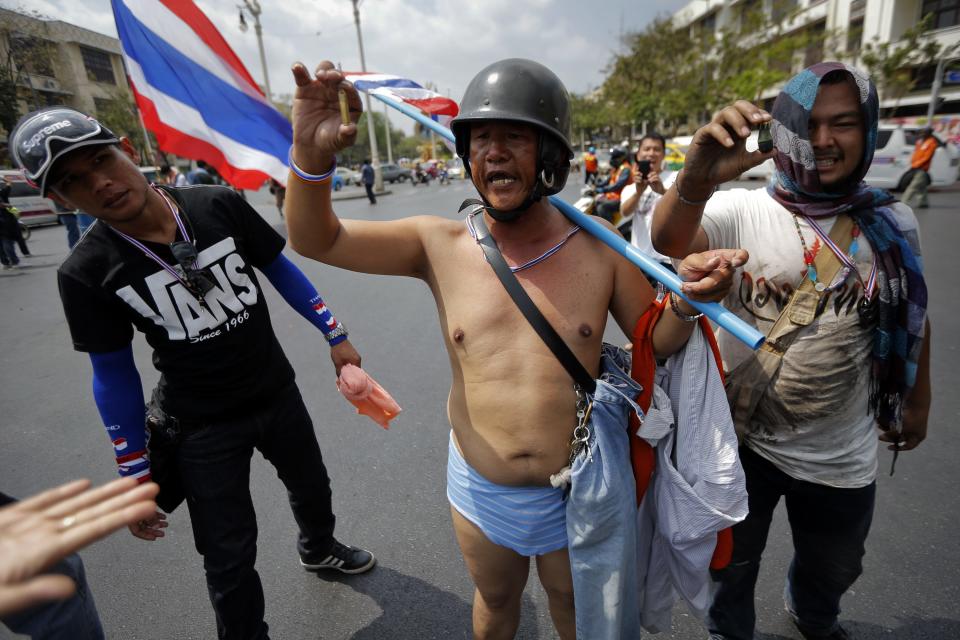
[466,204,596,394]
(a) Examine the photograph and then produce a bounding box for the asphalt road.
[0,176,957,640]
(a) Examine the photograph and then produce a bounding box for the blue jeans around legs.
[567,345,643,639]
[707,446,875,640]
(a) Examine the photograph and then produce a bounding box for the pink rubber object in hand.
[336,364,402,429]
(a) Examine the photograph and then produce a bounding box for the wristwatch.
[325,322,348,344]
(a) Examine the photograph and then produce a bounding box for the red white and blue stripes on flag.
[342,73,459,118]
[111,0,290,189]
[343,73,458,152]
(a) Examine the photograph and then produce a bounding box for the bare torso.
[419,209,628,487]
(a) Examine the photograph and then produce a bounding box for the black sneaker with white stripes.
[300,540,376,575]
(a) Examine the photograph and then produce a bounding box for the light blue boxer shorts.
[446,431,567,557]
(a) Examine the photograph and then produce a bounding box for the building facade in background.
[671,0,960,119]
[0,7,134,158]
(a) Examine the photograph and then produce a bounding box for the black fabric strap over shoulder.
[464,201,596,394]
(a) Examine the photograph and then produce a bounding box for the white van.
[0,169,60,227]
[865,125,959,191]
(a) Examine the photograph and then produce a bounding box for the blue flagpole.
[369,91,764,350]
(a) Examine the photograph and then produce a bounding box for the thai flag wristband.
[325,323,349,346]
[288,146,337,183]
[311,296,348,346]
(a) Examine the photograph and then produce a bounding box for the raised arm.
[652,101,774,258]
[284,60,429,279]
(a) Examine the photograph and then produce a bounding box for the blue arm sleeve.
[90,346,150,480]
[260,253,347,345]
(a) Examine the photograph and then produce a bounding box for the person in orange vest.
[595,147,633,222]
[902,127,938,209]
[583,145,599,185]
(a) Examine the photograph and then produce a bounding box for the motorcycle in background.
[572,186,632,240]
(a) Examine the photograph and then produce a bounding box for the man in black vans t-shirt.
[10,107,375,640]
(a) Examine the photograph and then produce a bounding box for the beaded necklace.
[466,212,581,273]
[791,214,866,293]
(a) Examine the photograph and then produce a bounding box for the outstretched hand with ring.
[0,477,158,616]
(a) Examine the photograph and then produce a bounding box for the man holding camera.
[619,133,676,269]
[10,107,375,640]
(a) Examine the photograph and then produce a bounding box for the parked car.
[0,169,59,227]
[336,166,361,186]
[379,163,408,183]
[865,125,959,191]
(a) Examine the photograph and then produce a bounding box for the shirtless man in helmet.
[284,58,746,639]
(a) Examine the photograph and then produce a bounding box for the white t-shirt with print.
[621,170,676,264]
[701,188,921,488]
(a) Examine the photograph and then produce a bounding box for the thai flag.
[344,73,459,154]
[342,73,459,118]
[110,0,290,189]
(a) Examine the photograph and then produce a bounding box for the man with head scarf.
[652,62,931,640]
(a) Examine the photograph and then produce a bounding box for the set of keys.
[568,387,594,466]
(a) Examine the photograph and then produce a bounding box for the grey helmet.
[451,59,574,207]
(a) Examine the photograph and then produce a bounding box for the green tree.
[0,8,58,139]
[570,90,620,147]
[600,1,833,134]
[0,44,19,138]
[860,14,959,115]
[709,2,833,112]
[601,17,700,135]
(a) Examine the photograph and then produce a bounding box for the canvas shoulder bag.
[725,214,855,434]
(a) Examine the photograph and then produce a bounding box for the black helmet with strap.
[451,58,573,220]
[609,147,627,166]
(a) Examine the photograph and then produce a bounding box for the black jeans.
[174,382,336,640]
[364,182,377,204]
[708,446,875,640]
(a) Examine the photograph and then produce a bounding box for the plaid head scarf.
[768,61,927,428]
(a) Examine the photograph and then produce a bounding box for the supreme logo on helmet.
[21,119,73,152]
